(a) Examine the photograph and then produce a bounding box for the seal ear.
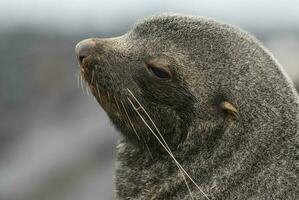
[220,101,238,114]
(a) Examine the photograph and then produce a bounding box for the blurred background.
[0,0,298,200]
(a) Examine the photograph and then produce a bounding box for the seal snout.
[75,38,97,65]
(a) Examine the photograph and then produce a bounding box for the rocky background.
[0,1,298,200]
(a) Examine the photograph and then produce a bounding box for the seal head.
[75,32,198,151]
[75,14,298,199]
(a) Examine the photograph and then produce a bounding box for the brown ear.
[220,101,238,114]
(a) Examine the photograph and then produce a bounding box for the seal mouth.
[77,58,140,130]
[77,58,155,145]
[75,43,127,120]
[77,55,94,73]
[81,67,118,115]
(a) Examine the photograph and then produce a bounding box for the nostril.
[75,39,97,65]
[79,55,85,65]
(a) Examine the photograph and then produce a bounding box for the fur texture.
[76,14,299,199]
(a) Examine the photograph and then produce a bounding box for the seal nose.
[75,39,96,65]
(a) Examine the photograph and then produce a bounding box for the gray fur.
[76,14,298,199]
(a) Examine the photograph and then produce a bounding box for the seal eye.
[146,63,171,79]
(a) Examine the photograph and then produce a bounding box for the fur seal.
[75,14,298,199]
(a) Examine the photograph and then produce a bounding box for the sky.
[1,0,299,33]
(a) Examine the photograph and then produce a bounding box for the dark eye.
[147,63,171,79]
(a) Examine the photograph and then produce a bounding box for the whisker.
[141,134,154,160]
[95,81,102,101]
[127,89,168,146]
[80,73,85,95]
[76,71,80,89]
[90,86,97,102]
[126,101,154,160]
[107,91,110,101]
[91,70,95,85]
[126,89,210,200]
[121,100,140,140]
[86,85,90,97]
[92,96,97,102]
[127,97,195,199]
[127,89,172,150]
[127,97,194,199]
[113,95,122,115]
